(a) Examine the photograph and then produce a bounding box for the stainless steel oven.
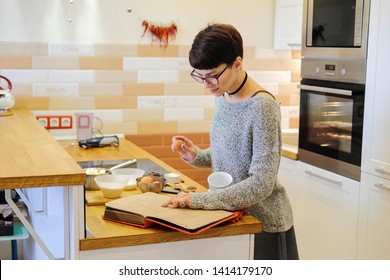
[302,0,370,60]
[298,62,365,181]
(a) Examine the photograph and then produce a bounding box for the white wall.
[0,0,275,47]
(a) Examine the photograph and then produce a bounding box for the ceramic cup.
[207,172,233,192]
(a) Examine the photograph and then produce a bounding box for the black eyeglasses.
[190,65,229,86]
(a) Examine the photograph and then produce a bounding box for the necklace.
[227,71,248,96]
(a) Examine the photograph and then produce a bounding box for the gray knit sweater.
[188,95,293,233]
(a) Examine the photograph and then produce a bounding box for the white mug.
[208,172,233,192]
[0,91,15,112]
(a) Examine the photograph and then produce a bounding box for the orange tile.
[162,133,204,145]
[142,146,175,158]
[79,56,123,70]
[178,120,211,133]
[126,134,164,146]
[33,56,79,69]
[289,118,300,129]
[123,108,165,121]
[94,44,137,56]
[137,45,179,57]
[0,56,32,69]
[122,83,164,96]
[95,96,137,109]
[137,121,178,134]
[49,97,94,109]
[14,97,50,110]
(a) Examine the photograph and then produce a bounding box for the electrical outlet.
[49,117,60,128]
[36,115,73,129]
[37,116,48,128]
[61,116,72,128]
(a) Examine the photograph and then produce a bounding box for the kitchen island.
[1,109,261,259]
[61,138,262,259]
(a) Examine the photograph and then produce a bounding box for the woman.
[162,23,299,260]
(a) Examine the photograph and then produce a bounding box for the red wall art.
[141,20,177,47]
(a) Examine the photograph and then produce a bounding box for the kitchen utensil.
[79,136,119,149]
[94,174,128,199]
[85,159,137,190]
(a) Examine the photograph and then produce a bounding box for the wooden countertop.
[61,138,262,251]
[0,109,85,189]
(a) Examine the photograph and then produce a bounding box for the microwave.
[301,0,371,60]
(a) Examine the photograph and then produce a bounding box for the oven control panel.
[301,58,366,84]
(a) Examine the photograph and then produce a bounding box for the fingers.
[161,193,191,208]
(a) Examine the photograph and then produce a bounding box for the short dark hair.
[189,23,244,70]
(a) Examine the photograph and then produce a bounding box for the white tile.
[255,48,292,59]
[176,96,215,108]
[280,105,300,118]
[259,82,279,95]
[0,70,49,83]
[164,58,191,70]
[49,70,95,83]
[138,96,178,108]
[164,108,204,121]
[49,43,94,56]
[247,71,291,83]
[137,70,179,83]
[123,57,165,70]
[33,83,79,97]
[281,117,290,129]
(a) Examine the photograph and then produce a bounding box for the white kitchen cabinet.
[358,172,390,259]
[361,0,390,180]
[273,0,303,50]
[280,158,360,260]
[278,157,303,235]
[298,162,360,259]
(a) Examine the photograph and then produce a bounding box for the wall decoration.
[141,20,177,47]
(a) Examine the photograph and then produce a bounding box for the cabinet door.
[298,162,360,259]
[278,157,303,229]
[362,0,390,179]
[358,172,390,259]
[273,0,303,50]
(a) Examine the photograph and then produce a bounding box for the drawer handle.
[305,170,342,186]
[374,183,390,192]
[375,168,390,176]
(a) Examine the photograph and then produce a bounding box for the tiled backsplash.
[0,42,300,137]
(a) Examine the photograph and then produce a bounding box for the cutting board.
[85,189,141,206]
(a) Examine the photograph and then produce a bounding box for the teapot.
[0,75,14,113]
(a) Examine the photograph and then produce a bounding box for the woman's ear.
[233,56,243,70]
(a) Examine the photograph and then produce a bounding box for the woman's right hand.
[171,135,197,161]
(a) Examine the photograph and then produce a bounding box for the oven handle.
[298,84,352,96]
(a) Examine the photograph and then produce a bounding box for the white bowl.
[94,174,129,198]
[110,168,145,190]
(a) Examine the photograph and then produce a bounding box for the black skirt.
[254,226,299,260]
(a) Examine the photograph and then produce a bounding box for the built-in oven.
[302,0,371,60]
[298,60,365,181]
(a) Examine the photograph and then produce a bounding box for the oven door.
[298,78,364,181]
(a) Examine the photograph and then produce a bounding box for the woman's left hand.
[161,192,192,208]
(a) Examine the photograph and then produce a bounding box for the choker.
[227,71,248,96]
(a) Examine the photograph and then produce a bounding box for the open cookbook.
[103,192,244,234]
